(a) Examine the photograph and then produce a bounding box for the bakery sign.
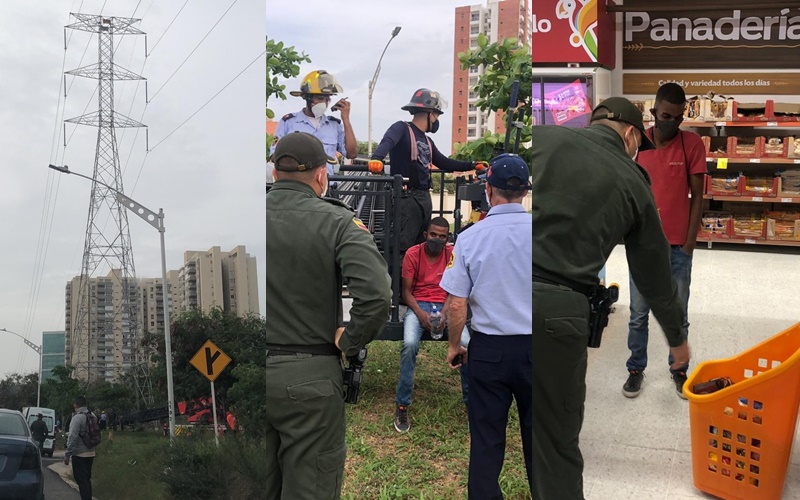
[623,1,800,69]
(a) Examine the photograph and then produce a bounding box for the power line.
[147,48,265,154]
[147,0,190,56]
[148,0,239,103]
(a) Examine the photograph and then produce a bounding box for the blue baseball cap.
[486,153,531,191]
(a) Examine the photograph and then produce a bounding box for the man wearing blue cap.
[440,153,533,498]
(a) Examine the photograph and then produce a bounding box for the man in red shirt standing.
[623,83,707,399]
[394,217,469,433]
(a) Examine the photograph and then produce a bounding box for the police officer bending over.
[441,153,533,499]
[531,97,691,500]
[266,132,392,500]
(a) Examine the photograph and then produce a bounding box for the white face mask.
[311,102,327,119]
[485,188,492,208]
[626,129,640,161]
[318,171,328,197]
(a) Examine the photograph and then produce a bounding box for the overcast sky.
[267,0,484,156]
[0,0,265,378]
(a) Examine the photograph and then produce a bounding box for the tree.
[452,35,532,168]
[266,37,311,152]
[0,372,38,411]
[42,365,80,423]
[145,308,267,436]
[357,140,379,157]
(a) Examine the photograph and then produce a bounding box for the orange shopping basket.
[685,322,800,500]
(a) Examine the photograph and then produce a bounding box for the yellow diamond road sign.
[189,340,232,382]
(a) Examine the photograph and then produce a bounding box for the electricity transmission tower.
[63,13,150,401]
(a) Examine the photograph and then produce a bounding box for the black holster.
[587,284,619,349]
[342,347,368,404]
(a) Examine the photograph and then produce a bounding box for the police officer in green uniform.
[531,97,692,500]
[266,132,392,500]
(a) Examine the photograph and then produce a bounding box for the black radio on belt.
[342,347,368,404]
[587,283,620,348]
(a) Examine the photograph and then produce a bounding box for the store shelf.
[653,121,800,128]
[706,157,800,165]
[711,195,800,203]
[698,237,800,248]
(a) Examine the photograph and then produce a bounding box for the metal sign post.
[189,339,232,448]
[210,380,220,448]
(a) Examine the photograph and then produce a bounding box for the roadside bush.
[160,434,265,499]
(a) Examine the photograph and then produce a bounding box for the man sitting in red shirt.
[394,217,469,433]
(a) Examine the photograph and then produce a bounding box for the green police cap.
[591,97,656,151]
[273,132,338,172]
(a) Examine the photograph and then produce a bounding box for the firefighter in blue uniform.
[270,70,358,174]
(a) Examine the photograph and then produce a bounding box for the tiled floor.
[583,244,800,499]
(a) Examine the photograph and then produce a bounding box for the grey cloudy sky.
[0,0,265,378]
[267,0,479,156]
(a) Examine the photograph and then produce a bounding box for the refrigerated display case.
[533,68,612,128]
[533,68,614,285]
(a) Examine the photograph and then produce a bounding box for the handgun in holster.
[587,283,620,348]
[342,347,368,404]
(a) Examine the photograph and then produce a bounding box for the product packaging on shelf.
[706,174,742,196]
[743,176,778,197]
[699,211,732,239]
[766,211,800,241]
[779,171,800,196]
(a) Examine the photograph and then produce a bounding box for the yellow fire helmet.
[289,70,344,97]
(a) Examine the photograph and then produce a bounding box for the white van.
[21,407,56,457]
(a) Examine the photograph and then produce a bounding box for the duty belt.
[266,343,340,357]
[532,265,594,297]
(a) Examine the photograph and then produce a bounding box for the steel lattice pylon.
[64,13,148,388]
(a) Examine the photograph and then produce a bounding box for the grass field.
[91,432,171,500]
[342,339,531,499]
[83,340,531,499]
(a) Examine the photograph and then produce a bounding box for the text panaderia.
[626,9,800,42]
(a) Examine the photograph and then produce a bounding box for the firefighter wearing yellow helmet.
[271,70,357,175]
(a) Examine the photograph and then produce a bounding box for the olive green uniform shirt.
[532,124,685,347]
[266,180,392,355]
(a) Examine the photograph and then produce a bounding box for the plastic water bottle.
[429,306,443,340]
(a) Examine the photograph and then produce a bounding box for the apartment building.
[451,0,531,149]
[64,246,259,382]
[65,269,140,382]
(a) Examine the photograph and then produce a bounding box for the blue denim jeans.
[396,301,470,406]
[626,246,692,373]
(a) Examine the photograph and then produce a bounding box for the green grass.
[91,431,171,500]
[83,341,530,499]
[342,340,531,499]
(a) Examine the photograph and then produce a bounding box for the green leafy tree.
[0,372,38,410]
[266,37,311,152]
[145,308,267,436]
[42,365,80,423]
[357,140,379,157]
[452,35,532,168]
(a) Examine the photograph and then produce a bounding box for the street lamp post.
[1,328,42,407]
[367,26,401,157]
[49,164,177,441]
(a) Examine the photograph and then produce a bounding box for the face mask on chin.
[310,101,327,119]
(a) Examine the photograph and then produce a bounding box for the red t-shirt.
[637,129,707,245]
[401,242,454,303]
